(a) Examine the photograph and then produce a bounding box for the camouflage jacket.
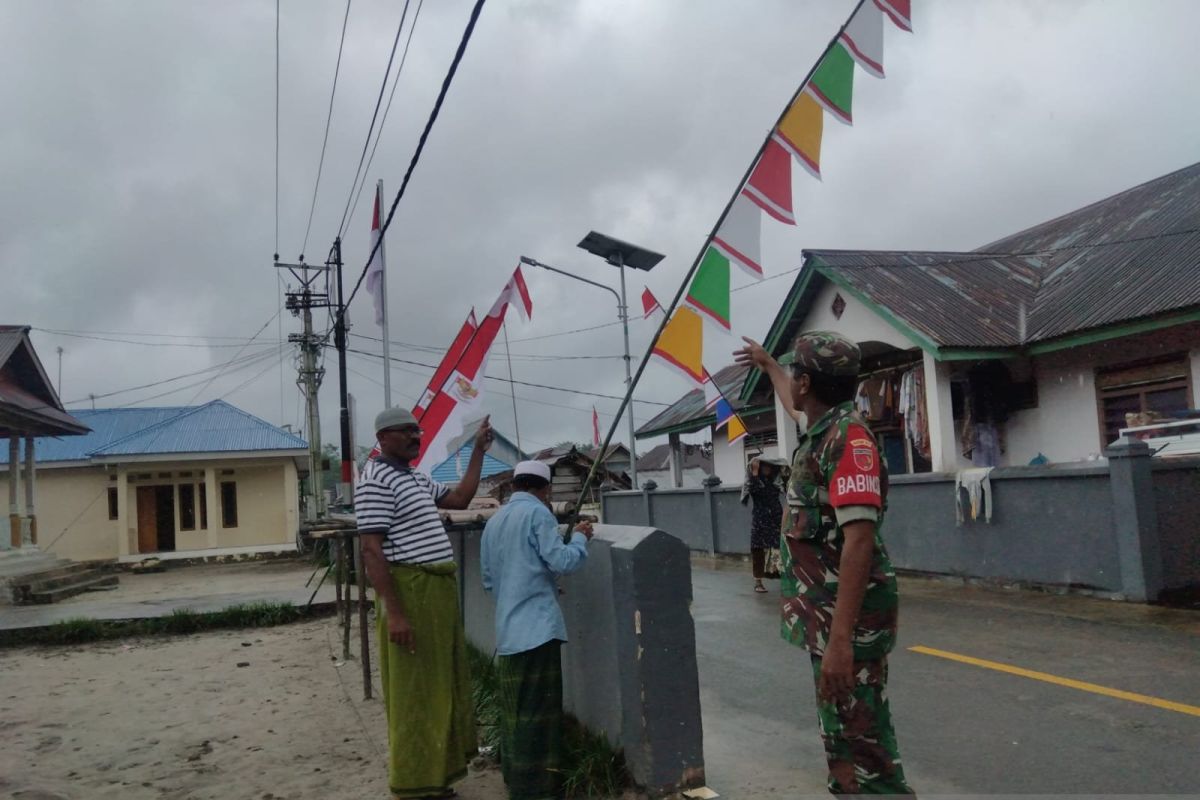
[779,401,899,661]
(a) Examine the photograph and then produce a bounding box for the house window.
[107,488,119,520]
[179,484,196,531]
[220,481,238,528]
[1096,356,1192,446]
[199,483,208,529]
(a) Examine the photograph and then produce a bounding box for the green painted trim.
[814,266,942,356]
[937,348,1019,361]
[739,266,818,402]
[1026,309,1200,355]
[635,404,774,440]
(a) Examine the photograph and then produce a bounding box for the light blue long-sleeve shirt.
[480,491,588,656]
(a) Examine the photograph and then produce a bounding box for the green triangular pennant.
[685,247,731,330]
[808,42,854,124]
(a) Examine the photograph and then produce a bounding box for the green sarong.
[377,562,477,799]
[496,640,564,800]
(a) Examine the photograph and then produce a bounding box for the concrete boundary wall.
[602,439,1200,602]
[451,523,705,794]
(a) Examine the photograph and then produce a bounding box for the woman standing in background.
[743,457,785,593]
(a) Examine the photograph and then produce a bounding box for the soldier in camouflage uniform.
[735,331,915,797]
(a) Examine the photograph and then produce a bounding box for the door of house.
[136,487,157,553]
[136,485,177,553]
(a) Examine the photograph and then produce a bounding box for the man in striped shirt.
[357,406,493,800]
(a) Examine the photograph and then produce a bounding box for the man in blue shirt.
[481,460,593,800]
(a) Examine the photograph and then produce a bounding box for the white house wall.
[711,428,746,485]
[805,280,915,351]
[1004,357,1102,465]
[31,457,300,562]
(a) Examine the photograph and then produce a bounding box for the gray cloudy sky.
[4,0,1200,457]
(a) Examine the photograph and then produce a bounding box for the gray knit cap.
[374,406,418,433]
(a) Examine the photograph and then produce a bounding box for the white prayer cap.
[513,460,551,483]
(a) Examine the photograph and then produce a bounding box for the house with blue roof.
[428,417,525,487]
[0,399,309,563]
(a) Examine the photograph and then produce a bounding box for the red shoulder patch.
[829,424,882,508]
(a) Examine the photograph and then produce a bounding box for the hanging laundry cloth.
[955,467,994,524]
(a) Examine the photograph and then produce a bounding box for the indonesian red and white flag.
[415,309,478,414]
[592,407,601,447]
[364,182,388,327]
[413,267,533,472]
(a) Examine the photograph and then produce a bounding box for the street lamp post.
[519,232,664,491]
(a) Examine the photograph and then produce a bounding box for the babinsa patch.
[852,445,874,471]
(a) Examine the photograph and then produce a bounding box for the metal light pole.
[520,232,663,490]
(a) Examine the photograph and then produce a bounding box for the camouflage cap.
[777,331,861,377]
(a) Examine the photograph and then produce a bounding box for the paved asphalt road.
[690,559,1200,798]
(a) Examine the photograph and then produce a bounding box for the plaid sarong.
[377,562,477,799]
[496,640,564,800]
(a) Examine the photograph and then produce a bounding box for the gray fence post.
[702,482,718,556]
[643,484,655,527]
[1106,437,1165,602]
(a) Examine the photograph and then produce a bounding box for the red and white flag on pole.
[415,309,478,415]
[365,183,388,327]
[413,266,533,472]
[642,287,663,320]
[592,407,601,447]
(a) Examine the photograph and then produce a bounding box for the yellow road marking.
[909,645,1200,718]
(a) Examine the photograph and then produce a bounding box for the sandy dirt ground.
[0,616,506,800]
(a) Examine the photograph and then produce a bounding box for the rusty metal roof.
[742,162,1200,400]
[636,363,756,438]
[807,162,1200,350]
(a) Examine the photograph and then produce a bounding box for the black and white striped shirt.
[355,457,454,564]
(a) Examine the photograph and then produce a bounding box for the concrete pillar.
[667,433,683,488]
[1106,437,1165,602]
[116,468,130,557]
[774,395,799,461]
[923,350,959,473]
[24,436,36,546]
[642,484,654,527]
[558,525,705,794]
[283,461,299,544]
[8,437,20,549]
[204,467,218,548]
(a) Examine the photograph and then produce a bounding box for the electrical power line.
[343,346,670,406]
[30,327,269,341]
[336,0,413,239]
[62,348,282,407]
[184,307,284,405]
[274,0,281,259]
[111,348,284,408]
[344,0,426,233]
[299,0,353,260]
[349,332,622,361]
[340,0,487,320]
[31,328,281,349]
[505,318,626,343]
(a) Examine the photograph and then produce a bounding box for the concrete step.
[25,568,112,595]
[12,562,92,585]
[27,573,120,605]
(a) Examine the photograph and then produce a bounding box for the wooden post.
[23,436,35,546]
[354,535,372,698]
[8,437,20,548]
[341,534,351,661]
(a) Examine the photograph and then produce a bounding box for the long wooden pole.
[574,0,868,512]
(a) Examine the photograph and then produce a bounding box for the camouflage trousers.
[809,655,915,796]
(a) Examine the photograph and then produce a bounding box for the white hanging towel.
[955,467,994,524]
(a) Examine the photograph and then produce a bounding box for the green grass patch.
[466,644,632,798]
[0,602,333,648]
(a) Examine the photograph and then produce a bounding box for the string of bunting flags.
[643,0,912,446]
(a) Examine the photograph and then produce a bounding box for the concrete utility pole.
[276,258,331,521]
